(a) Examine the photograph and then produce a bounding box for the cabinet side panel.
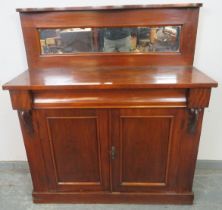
[177,109,204,192]
[18,110,49,192]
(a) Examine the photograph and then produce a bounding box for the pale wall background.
[0,0,221,160]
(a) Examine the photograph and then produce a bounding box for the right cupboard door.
[111,108,184,192]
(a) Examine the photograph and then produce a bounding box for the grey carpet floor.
[0,162,222,210]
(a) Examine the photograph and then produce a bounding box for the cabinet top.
[16,3,202,13]
[2,66,217,91]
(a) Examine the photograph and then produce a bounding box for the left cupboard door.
[36,109,110,192]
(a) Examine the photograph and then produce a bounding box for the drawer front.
[33,89,187,109]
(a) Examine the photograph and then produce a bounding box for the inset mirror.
[39,26,181,54]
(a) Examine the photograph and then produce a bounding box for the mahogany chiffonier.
[2,3,218,204]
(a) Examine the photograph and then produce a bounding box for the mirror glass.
[39,26,181,54]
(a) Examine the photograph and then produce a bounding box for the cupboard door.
[111,108,183,192]
[36,109,110,192]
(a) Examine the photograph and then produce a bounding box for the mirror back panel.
[18,5,200,69]
[39,26,181,54]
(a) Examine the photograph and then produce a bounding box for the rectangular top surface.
[2,66,217,91]
[16,3,202,13]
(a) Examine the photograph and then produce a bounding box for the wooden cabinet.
[2,3,218,204]
[34,108,185,193]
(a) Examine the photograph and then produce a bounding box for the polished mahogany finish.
[2,4,218,204]
[36,109,110,192]
[3,66,217,90]
[19,4,200,69]
[16,3,202,13]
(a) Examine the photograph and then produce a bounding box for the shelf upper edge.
[2,67,218,91]
[16,3,203,13]
[2,83,218,91]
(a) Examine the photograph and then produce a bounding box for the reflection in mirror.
[39,26,180,54]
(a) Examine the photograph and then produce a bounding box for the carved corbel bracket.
[187,88,211,134]
[9,90,34,135]
[19,110,34,135]
[188,108,202,134]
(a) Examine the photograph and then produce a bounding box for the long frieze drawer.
[33,89,187,108]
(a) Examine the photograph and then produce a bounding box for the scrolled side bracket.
[188,108,202,134]
[19,110,34,135]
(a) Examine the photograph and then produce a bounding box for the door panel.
[111,108,183,192]
[121,117,171,184]
[36,109,109,192]
[48,117,100,183]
